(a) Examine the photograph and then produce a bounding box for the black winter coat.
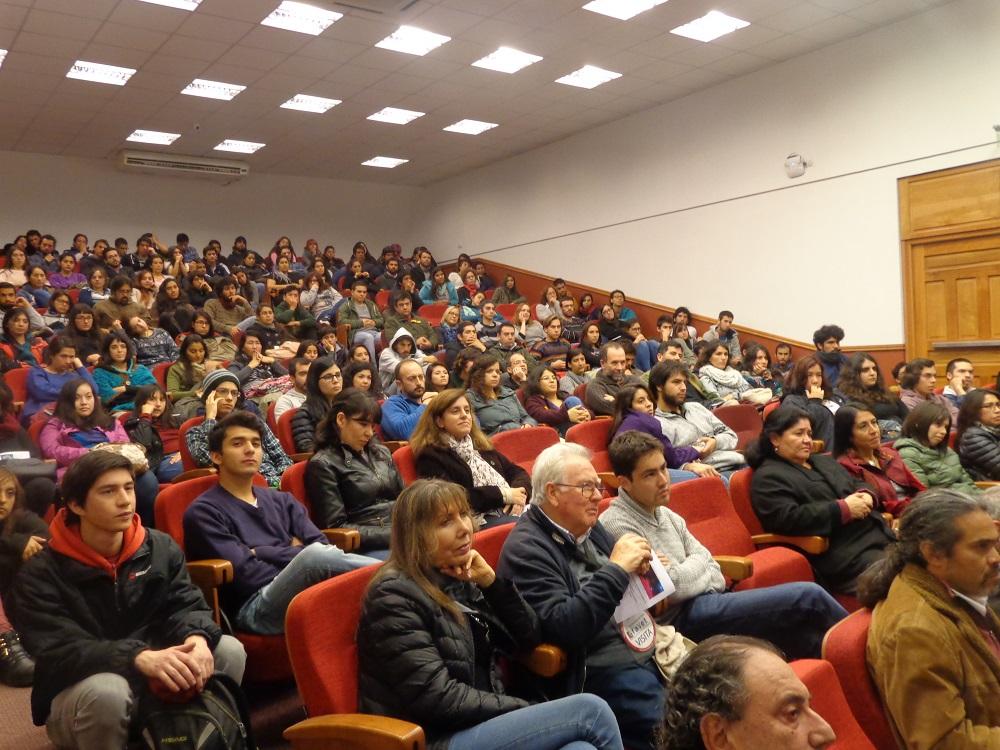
[750,454,895,591]
[958,424,1000,480]
[495,507,632,699]
[0,510,47,599]
[305,442,403,550]
[124,414,166,470]
[12,529,221,725]
[292,403,325,453]
[358,570,539,750]
[780,392,837,447]
[415,445,531,514]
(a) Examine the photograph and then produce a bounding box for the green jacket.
[384,313,438,349]
[336,299,383,336]
[894,437,980,495]
[275,302,316,328]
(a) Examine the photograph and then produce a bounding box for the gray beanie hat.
[200,369,241,401]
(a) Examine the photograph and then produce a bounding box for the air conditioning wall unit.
[116,150,250,181]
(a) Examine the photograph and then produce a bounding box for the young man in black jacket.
[12,452,246,750]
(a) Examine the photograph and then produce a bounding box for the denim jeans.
[583,660,664,750]
[352,329,380,362]
[447,694,623,750]
[155,452,184,483]
[236,542,380,634]
[133,470,160,529]
[673,582,848,660]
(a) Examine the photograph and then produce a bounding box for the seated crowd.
[0,228,998,750]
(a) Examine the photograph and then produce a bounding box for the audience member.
[834,353,908,439]
[943,357,976,409]
[42,291,71,331]
[18,266,53,309]
[701,311,741,367]
[63,304,102,366]
[420,267,459,305]
[535,285,563,322]
[123,384,184,483]
[166,333,220,402]
[126,315,179,368]
[12,451,246,749]
[183,411,378,635]
[559,297,585,343]
[522,366,592,437]
[649,362,745,472]
[0,381,57,515]
[497,442,662,750]
[661,636,836,750]
[812,324,848,387]
[92,331,157,414]
[227,332,289,406]
[23,335,96,425]
[772,342,794,377]
[604,431,847,657]
[358,478,623,750]
[424,361,450,395]
[151,278,192,337]
[585,342,642,416]
[746,405,894,593]
[274,286,318,341]
[383,291,438,354]
[410,389,529,527]
[578,321,603,369]
[500,350,530,391]
[203,275,253,337]
[512,303,544,348]
[336,279,383,362]
[696,341,757,405]
[492,274,527,305]
[378,328,434,394]
[305,390,403,559]
[290,356,342,453]
[0,247,29,286]
[860,490,1000,748]
[466,354,536,435]
[899,358,958,423]
[343,360,384,400]
[780,355,840,447]
[48,252,86,290]
[956,388,1000,481]
[895,402,980,495]
[273,357,310,419]
[381,359,431,441]
[740,343,783,397]
[94,276,150,327]
[0,308,46,367]
[832,403,924,518]
[608,289,636,325]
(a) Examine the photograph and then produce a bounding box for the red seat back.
[791,659,876,749]
[473,523,514,567]
[492,425,559,474]
[573,382,588,401]
[495,303,516,319]
[280,460,309,507]
[822,609,896,750]
[668,477,756,557]
[28,416,46,450]
[152,361,171,389]
[266,402,278,433]
[375,290,390,309]
[728,467,764,535]
[155,474,224,548]
[566,418,613,473]
[178,416,206,471]
[6,366,29,407]
[285,564,381,716]
[277,408,297,454]
[393,444,418,485]
[714,403,762,450]
[762,400,780,421]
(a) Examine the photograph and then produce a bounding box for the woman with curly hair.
[835,352,908,440]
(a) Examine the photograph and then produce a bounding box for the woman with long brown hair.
[357,479,622,750]
[835,353,908,440]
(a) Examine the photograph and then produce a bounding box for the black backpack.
[137,673,256,750]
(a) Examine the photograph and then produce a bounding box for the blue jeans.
[133,470,160,529]
[583,660,663,750]
[447,694,623,750]
[155,452,184,483]
[668,469,698,484]
[352,329,380,362]
[673,583,848,660]
[236,542,380,634]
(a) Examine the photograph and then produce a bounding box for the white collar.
[952,588,989,617]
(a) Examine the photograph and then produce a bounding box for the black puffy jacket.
[12,529,221,725]
[959,424,1000,480]
[357,570,540,750]
[304,442,403,551]
[292,404,325,453]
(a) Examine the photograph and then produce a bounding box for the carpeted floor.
[0,679,302,750]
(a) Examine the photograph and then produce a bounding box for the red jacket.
[837,446,925,517]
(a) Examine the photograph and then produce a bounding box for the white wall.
[0,150,421,259]
[412,0,1000,345]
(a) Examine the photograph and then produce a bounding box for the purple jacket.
[615,410,700,469]
[38,417,130,480]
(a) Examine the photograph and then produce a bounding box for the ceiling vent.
[116,150,249,180]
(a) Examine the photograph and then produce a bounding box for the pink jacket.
[38,417,130,480]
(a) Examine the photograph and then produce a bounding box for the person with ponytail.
[860,490,1000,748]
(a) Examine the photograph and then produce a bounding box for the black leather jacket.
[304,441,403,551]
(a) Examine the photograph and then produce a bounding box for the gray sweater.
[599,488,724,623]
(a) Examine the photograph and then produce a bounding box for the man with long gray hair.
[497,442,663,750]
[859,489,1000,748]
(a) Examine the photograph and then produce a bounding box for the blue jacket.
[381,394,426,441]
[419,280,459,306]
[496,506,631,698]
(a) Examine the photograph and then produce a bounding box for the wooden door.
[906,234,1000,386]
[900,160,1000,388]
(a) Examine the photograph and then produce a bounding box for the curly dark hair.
[662,636,783,750]
[836,352,897,406]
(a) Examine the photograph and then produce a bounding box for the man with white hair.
[497,442,662,750]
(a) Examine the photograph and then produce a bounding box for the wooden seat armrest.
[383,440,408,453]
[284,714,425,750]
[515,643,567,678]
[323,528,361,552]
[186,560,233,625]
[751,534,829,555]
[173,468,217,483]
[975,481,1000,489]
[597,472,619,491]
[290,452,313,463]
[713,555,754,581]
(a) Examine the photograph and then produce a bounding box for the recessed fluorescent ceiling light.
[583,0,668,21]
[127,129,181,145]
[181,78,246,100]
[215,139,266,154]
[261,1,342,35]
[471,47,543,74]
[363,156,408,168]
[0,50,6,70]
[555,65,621,89]
[443,119,498,135]
[375,25,450,56]
[281,94,341,113]
[367,107,424,125]
[137,0,202,10]
[66,61,136,86]
[670,10,749,42]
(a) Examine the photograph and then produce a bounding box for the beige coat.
[868,564,1000,749]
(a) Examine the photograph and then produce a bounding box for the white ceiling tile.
[157,35,230,62]
[410,4,491,36]
[750,32,824,61]
[0,3,29,31]
[216,44,290,72]
[323,15,396,45]
[240,26,311,54]
[795,13,872,44]
[297,37,369,63]
[630,32,701,60]
[91,22,172,52]
[271,54,340,79]
[631,58,697,82]
[712,22,785,51]
[716,0,800,23]
[106,2,188,33]
[846,0,923,25]
[493,0,580,27]
[32,0,118,20]
[760,3,840,32]
[23,9,103,41]
[348,47,415,73]
[810,0,875,11]
[141,52,209,78]
[196,62,265,86]
[78,43,152,70]
[669,44,736,67]
[324,63,388,87]
[704,51,773,77]
[197,0,278,23]
[667,67,731,90]
[11,29,86,58]
[175,13,255,44]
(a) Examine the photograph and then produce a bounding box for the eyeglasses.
[554,481,604,497]
[981,402,1000,411]
[214,388,239,398]
[320,373,343,382]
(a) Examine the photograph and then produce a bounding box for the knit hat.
[200,369,241,401]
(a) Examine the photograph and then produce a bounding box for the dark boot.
[0,630,34,687]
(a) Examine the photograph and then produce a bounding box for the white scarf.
[448,435,510,493]
[699,364,745,389]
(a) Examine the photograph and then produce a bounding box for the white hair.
[531,442,591,505]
